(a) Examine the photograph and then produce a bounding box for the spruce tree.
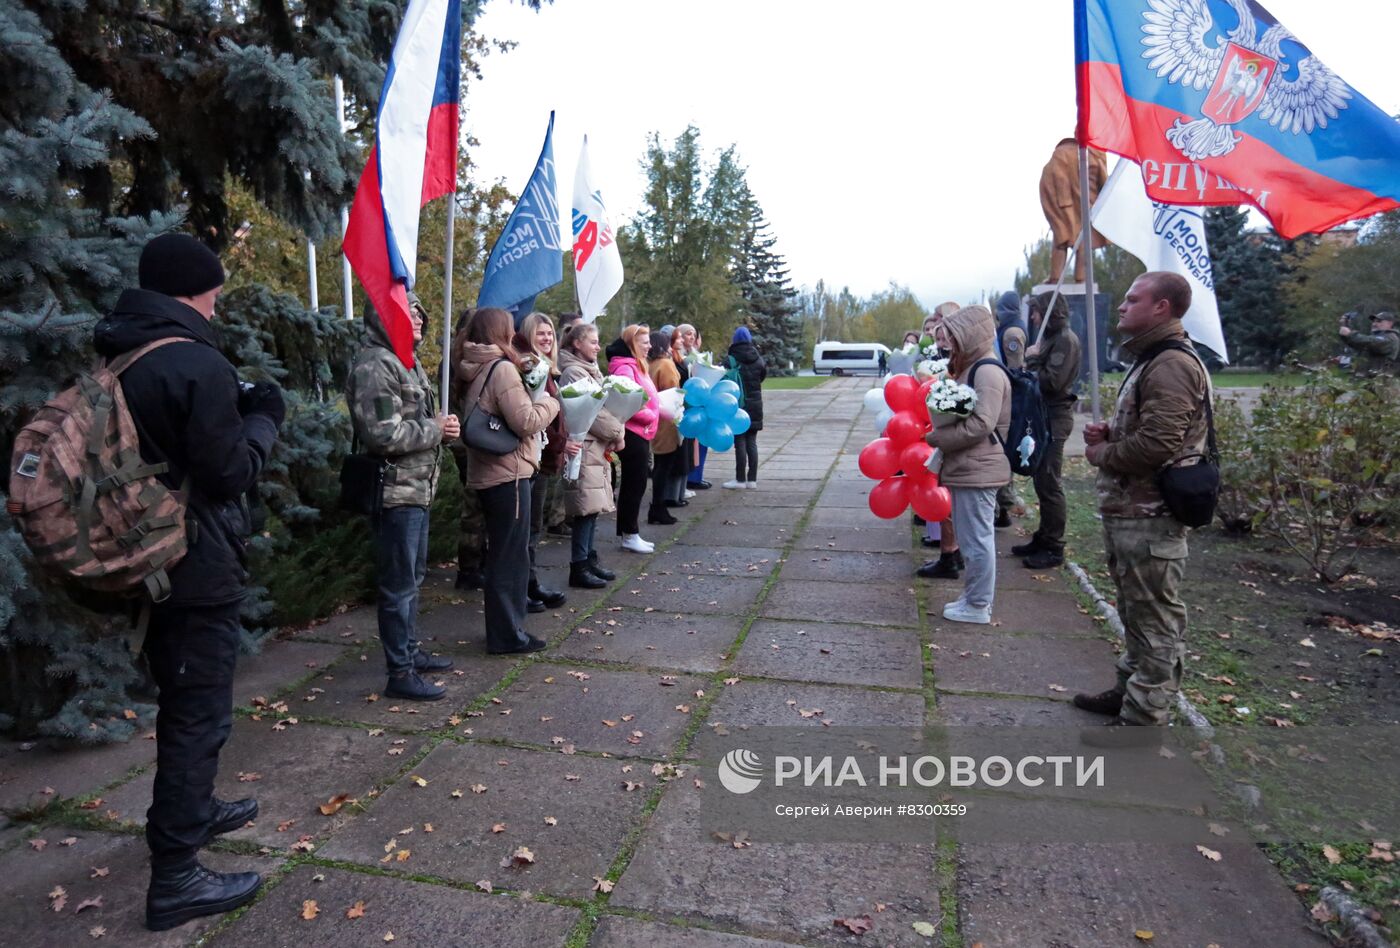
[1206,205,1300,367]
[732,193,801,374]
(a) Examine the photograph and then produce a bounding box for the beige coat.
[557,347,624,518]
[927,306,1012,489]
[456,342,559,490]
[648,357,681,455]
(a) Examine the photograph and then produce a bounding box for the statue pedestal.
[1030,283,1113,389]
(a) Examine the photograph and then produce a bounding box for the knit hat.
[139,234,225,298]
[659,324,676,337]
[732,326,752,344]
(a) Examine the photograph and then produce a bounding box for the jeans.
[145,602,242,871]
[735,431,759,482]
[688,444,709,484]
[571,513,598,565]
[951,487,998,610]
[479,479,532,651]
[616,430,650,535]
[373,504,429,674]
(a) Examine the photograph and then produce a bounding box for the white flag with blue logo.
[571,136,624,324]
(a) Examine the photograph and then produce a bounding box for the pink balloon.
[868,475,911,519]
[858,438,901,481]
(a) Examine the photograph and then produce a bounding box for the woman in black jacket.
[723,326,767,489]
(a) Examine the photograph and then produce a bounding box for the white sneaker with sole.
[745,481,758,489]
[943,601,991,624]
[683,489,697,499]
[620,533,654,554]
[721,480,746,489]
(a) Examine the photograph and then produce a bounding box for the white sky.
[464,0,1400,309]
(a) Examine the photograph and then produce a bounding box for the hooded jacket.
[995,291,1026,361]
[557,347,623,519]
[1095,320,1210,519]
[93,289,280,606]
[1026,302,1081,409]
[727,330,767,432]
[456,342,559,489]
[926,305,1011,489]
[605,338,659,440]
[347,312,444,508]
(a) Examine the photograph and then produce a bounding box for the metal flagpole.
[1078,145,1101,423]
[306,238,319,310]
[441,197,456,411]
[334,75,354,320]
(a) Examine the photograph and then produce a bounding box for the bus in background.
[812,341,891,376]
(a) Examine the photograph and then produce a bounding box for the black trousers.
[616,430,650,535]
[479,478,532,651]
[735,431,759,482]
[649,450,677,516]
[145,601,242,871]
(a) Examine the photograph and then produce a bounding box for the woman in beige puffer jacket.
[925,304,1011,625]
[557,323,626,588]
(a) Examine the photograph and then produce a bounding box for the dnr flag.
[1075,0,1400,237]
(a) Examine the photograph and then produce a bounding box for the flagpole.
[441,196,455,412]
[1078,145,1101,423]
[334,74,353,320]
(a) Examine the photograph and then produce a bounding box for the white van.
[812,341,890,376]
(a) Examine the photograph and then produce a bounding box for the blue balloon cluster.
[676,377,751,452]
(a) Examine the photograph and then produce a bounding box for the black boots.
[586,552,615,581]
[994,507,1012,528]
[1010,536,1043,557]
[916,550,965,579]
[1073,688,1125,717]
[146,863,262,931]
[385,670,446,701]
[204,797,257,842]
[488,633,548,656]
[570,561,607,589]
[647,507,678,525]
[412,648,453,672]
[455,568,483,590]
[529,579,567,609]
[1023,549,1065,570]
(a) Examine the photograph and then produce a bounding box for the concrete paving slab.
[812,484,874,508]
[733,620,924,690]
[0,829,272,948]
[292,604,378,646]
[930,630,1117,700]
[806,506,902,528]
[605,573,766,618]
[316,742,649,898]
[672,518,795,550]
[235,639,348,707]
[983,587,1104,638]
[793,523,911,553]
[611,778,939,946]
[589,915,796,947]
[706,679,926,730]
[551,610,743,673]
[648,545,785,577]
[469,663,705,757]
[283,652,506,730]
[937,693,1105,728]
[97,719,429,848]
[0,735,156,814]
[959,837,1327,947]
[777,551,917,585]
[213,864,579,947]
[761,579,919,628]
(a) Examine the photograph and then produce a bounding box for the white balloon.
[862,388,886,413]
[875,407,894,434]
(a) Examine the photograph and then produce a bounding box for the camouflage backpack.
[7,338,191,602]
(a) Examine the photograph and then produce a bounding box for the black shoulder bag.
[1130,340,1220,528]
[462,359,521,456]
[338,432,387,516]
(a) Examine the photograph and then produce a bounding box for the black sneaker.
[204,797,257,842]
[690,480,712,490]
[528,582,567,609]
[412,649,454,672]
[146,863,262,932]
[385,671,446,702]
[570,561,607,589]
[455,569,484,590]
[587,552,616,581]
[916,553,962,580]
[489,634,548,656]
[1073,688,1125,717]
[527,598,546,614]
[1022,549,1065,570]
[647,509,678,525]
[1010,537,1043,557]
[994,508,1012,528]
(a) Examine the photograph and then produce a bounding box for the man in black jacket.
[93,233,283,931]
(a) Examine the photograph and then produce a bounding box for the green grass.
[762,375,831,390]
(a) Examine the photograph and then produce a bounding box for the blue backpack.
[969,358,1050,476]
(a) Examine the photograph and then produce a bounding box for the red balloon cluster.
[858,376,952,522]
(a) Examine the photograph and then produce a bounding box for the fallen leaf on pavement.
[834,915,873,934]
[346,901,366,919]
[318,793,352,816]
[475,880,492,893]
[48,885,67,912]
[1134,931,1154,942]
[74,895,103,914]
[592,876,614,893]
[1195,845,1222,861]
[301,899,319,920]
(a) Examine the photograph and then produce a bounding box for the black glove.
[239,381,286,429]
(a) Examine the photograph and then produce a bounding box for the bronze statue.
[1040,138,1108,283]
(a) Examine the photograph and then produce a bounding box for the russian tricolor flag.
[344,0,461,368]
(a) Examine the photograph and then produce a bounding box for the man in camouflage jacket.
[347,294,460,700]
[1078,272,1211,737]
[1339,311,1399,376]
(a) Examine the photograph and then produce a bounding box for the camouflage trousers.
[1103,515,1190,726]
[456,463,486,573]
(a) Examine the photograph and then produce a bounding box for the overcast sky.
[463,0,1400,309]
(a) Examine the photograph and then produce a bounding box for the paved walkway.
[0,379,1324,946]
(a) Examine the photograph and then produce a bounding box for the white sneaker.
[745,481,758,489]
[620,533,654,554]
[683,489,697,499]
[721,480,746,490]
[943,601,991,624]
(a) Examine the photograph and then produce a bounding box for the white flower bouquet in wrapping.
[923,378,978,476]
[520,355,552,402]
[888,341,919,376]
[558,377,607,480]
[686,351,726,387]
[914,357,951,382]
[602,375,647,424]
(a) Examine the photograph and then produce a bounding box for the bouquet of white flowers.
[602,375,647,424]
[686,352,726,387]
[924,379,978,476]
[558,377,607,480]
[888,343,919,376]
[520,355,551,402]
[915,357,951,382]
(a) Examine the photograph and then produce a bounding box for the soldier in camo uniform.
[1078,272,1211,743]
[1339,311,1399,376]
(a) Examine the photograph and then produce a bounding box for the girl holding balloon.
[606,325,660,554]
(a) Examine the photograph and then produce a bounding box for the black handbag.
[1129,340,1221,528]
[338,433,388,516]
[462,359,521,456]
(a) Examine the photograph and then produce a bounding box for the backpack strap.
[106,337,193,376]
[1126,340,1218,466]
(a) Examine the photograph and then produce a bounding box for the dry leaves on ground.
[834,915,873,934]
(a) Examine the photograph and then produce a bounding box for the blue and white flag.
[1092,160,1229,363]
[478,112,563,321]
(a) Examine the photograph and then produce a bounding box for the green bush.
[1212,394,1263,536]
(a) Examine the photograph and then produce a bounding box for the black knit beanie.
[138,233,225,298]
